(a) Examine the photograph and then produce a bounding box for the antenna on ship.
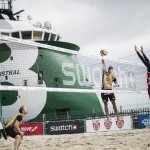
[27,15,32,23]
[44,21,52,30]
[13,9,24,21]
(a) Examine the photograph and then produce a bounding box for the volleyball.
[100,50,108,56]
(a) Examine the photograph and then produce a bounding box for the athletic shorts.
[101,93,116,102]
[5,127,20,139]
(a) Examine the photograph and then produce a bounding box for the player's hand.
[113,84,119,88]
[115,84,119,87]
[140,46,144,54]
[100,50,104,56]
[20,132,24,136]
[134,45,138,52]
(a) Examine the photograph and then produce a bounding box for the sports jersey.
[136,51,150,98]
[147,72,150,98]
[5,114,22,129]
[102,70,117,90]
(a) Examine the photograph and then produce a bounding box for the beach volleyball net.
[0,35,150,121]
[0,35,147,92]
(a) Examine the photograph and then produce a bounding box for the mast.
[0,0,13,11]
[0,0,24,21]
[8,0,13,11]
[0,0,15,20]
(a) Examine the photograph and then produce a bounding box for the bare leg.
[17,135,23,149]
[103,101,109,121]
[14,135,21,150]
[111,100,119,120]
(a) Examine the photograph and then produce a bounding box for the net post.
[120,106,122,113]
[0,92,2,118]
[84,118,86,133]
[42,113,45,135]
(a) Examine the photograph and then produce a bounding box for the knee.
[111,100,116,105]
[16,135,22,140]
[104,101,108,107]
[20,135,23,140]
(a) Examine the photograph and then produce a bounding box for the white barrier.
[86,116,132,132]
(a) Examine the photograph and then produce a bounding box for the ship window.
[38,71,43,84]
[21,31,32,39]
[44,32,49,41]
[1,32,9,36]
[11,32,20,38]
[33,31,42,40]
[56,35,61,41]
[50,33,56,41]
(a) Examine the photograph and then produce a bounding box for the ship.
[0,0,104,121]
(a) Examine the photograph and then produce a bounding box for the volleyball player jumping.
[135,45,150,98]
[100,51,120,121]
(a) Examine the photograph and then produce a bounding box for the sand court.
[0,128,150,150]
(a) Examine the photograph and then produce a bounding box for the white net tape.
[0,85,147,94]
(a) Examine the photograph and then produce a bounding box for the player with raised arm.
[100,50,120,122]
[135,45,150,98]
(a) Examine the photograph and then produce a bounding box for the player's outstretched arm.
[100,51,106,71]
[134,45,138,52]
[134,45,150,68]
[140,46,150,62]
[114,80,119,87]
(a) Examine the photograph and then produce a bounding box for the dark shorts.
[148,87,150,98]
[5,127,20,139]
[101,93,116,102]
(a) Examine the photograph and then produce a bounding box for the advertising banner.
[20,123,43,135]
[47,121,80,135]
[86,116,132,132]
[138,114,150,129]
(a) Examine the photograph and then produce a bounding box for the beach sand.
[0,128,150,150]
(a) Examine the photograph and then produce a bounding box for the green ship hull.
[0,41,104,121]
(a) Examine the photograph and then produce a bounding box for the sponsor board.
[138,114,150,129]
[86,116,132,132]
[20,123,43,135]
[47,121,80,135]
